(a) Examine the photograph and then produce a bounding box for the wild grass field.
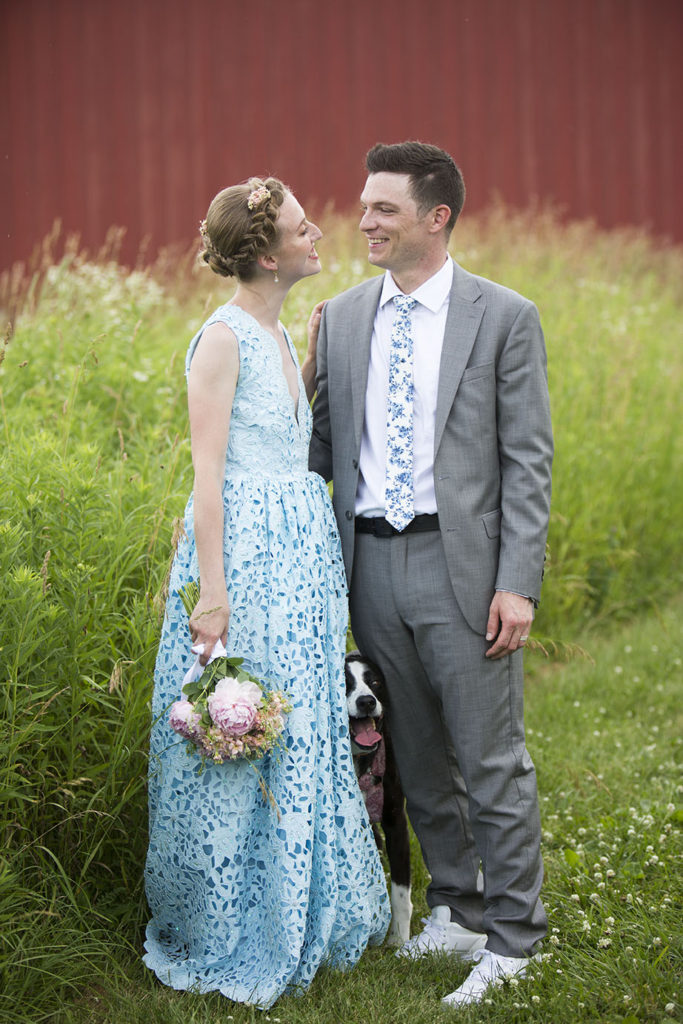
[0,209,681,1023]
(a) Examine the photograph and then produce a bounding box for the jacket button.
[352,458,358,469]
[345,510,353,521]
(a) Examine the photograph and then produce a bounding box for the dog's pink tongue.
[353,718,381,747]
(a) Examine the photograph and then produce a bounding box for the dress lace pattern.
[143,305,390,1008]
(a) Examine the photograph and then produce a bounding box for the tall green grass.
[0,210,681,1022]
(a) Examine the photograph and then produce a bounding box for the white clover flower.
[625,946,634,953]
[599,937,612,947]
[582,919,592,931]
[571,893,581,903]
[624,644,632,653]
[666,803,676,813]
[606,869,615,878]
[652,937,662,947]
[614,666,623,674]
[590,893,600,904]
[605,916,615,926]
[665,1004,675,1015]
[578,827,587,837]
[550,934,560,945]
[532,995,540,1003]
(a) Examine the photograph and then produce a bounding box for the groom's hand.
[485,591,534,659]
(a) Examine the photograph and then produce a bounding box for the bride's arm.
[186,322,239,665]
[301,300,326,402]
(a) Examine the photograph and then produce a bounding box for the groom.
[310,142,553,1007]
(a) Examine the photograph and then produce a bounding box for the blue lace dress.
[143,304,390,1008]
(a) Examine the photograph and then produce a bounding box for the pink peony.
[170,699,201,739]
[207,677,262,736]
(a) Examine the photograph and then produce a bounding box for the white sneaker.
[395,905,487,960]
[441,948,533,1007]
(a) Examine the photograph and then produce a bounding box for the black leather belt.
[354,513,440,537]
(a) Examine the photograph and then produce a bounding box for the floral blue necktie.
[385,294,417,531]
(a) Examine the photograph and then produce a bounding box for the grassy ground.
[53,597,683,1023]
[1,210,681,1023]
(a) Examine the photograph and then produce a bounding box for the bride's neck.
[231,280,286,336]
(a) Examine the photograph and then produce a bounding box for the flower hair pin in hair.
[247,185,271,210]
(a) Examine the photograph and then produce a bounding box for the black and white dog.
[345,650,412,945]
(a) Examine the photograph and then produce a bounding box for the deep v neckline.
[230,305,303,427]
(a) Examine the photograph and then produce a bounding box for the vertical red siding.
[1,0,682,272]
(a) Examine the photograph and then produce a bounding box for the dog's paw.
[385,920,410,946]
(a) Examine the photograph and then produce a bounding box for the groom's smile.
[359,171,449,293]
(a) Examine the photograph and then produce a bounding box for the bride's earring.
[273,269,279,283]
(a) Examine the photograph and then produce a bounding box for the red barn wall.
[1,0,682,271]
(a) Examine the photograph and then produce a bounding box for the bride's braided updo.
[198,177,287,280]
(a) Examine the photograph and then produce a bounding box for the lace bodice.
[186,304,311,478]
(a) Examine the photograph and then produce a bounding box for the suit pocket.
[460,361,494,383]
[481,508,502,538]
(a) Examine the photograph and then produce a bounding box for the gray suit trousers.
[349,529,547,957]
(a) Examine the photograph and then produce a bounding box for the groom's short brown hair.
[365,141,465,233]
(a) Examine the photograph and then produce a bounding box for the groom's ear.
[428,204,452,233]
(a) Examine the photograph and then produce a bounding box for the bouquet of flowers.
[169,581,292,769]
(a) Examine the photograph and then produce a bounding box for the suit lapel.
[349,277,384,449]
[434,265,485,453]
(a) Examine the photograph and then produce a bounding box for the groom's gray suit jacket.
[309,261,554,635]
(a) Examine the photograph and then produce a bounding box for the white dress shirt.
[355,256,454,517]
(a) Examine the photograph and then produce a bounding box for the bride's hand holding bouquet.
[169,581,292,776]
[188,584,230,667]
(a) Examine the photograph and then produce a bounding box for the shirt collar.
[379,255,454,312]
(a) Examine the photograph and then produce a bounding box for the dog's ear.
[360,655,384,683]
